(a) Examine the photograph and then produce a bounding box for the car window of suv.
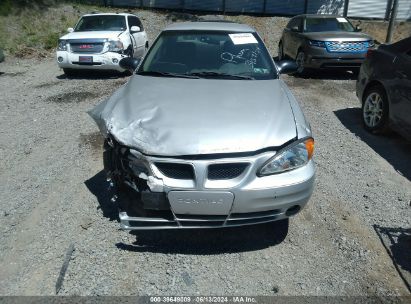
[305,18,355,32]
[128,16,143,31]
[287,18,301,32]
[135,17,144,31]
[75,15,127,32]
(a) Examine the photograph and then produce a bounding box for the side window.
[128,16,143,31]
[135,17,144,31]
[128,17,136,29]
[287,18,297,30]
[297,18,303,32]
[287,18,302,32]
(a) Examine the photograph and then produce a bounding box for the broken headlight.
[107,40,124,53]
[58,39,68,51]
[258,137,314,176]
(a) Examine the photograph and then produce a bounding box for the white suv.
[56,13,148,75]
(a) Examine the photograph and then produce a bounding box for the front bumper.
[113,148,315,230]
[56,51,127,72]
[304,45,366,69]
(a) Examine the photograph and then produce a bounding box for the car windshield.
[138,30,277,80]
[305,17,355,32]
[75,15,126,32]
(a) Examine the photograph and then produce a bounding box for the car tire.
[295,51,306,75]
[362,86,389,133]
[63,68,78,77]
[278,41,284,61]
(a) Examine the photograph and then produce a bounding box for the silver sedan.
[89,21,316,230]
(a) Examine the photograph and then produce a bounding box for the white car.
[56,13,148,75]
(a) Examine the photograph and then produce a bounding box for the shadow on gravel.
[56,70,129,80]
[85,171,118,221]
[116,219,289,254]
[85,170,289,254]
[293,69,358,80]
[334,107,411,181]
[374,225,411,292]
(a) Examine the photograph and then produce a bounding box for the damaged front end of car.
[88,72,315,230]
[102,135,180,229]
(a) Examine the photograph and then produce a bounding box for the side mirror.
[130,26,140,33]
[291,26,299,32]
[277,60,298,74]
[355,25,362,32]
[67,27,74,33]
[119,57,140,72]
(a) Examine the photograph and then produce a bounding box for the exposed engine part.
[102,137,171,214]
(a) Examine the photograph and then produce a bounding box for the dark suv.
[278,14,374,74]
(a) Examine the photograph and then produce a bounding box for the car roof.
[294,14,345,19]
[82,13,135,17]
[163,21,256,32]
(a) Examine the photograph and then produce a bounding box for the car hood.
[304,31,372,41]
[89,76,297,156]
[60,31,124,40]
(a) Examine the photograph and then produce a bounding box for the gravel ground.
[0,11,410,297]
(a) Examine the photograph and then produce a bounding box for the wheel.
[362,86,389,133]
[278,41,284,60]
[63,68,78,77]
[295,51,306,75]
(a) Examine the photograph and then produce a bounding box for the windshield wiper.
[187,72,255,80]
[137,71,199,79]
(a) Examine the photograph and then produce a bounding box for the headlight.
[308,40,325,48]
[367,40,375,48]
[107,40,124,52]
[258,138,314,176]
[58,39,67,51]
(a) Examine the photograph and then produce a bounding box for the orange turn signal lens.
[305,138,314,160]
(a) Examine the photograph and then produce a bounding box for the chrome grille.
[325,41,369,53]
[208,163,249,180]
[155,163,194,180]
[70,42,104,53]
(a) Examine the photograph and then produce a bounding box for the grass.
[0,1,111,57]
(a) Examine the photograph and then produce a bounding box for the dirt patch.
[46,91,99,103]
[79,131,104,153]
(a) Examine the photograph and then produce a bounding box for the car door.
[391,48,411,134]
[127,16,147,58]
[287,17,303,59]
[283,18,296,58]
